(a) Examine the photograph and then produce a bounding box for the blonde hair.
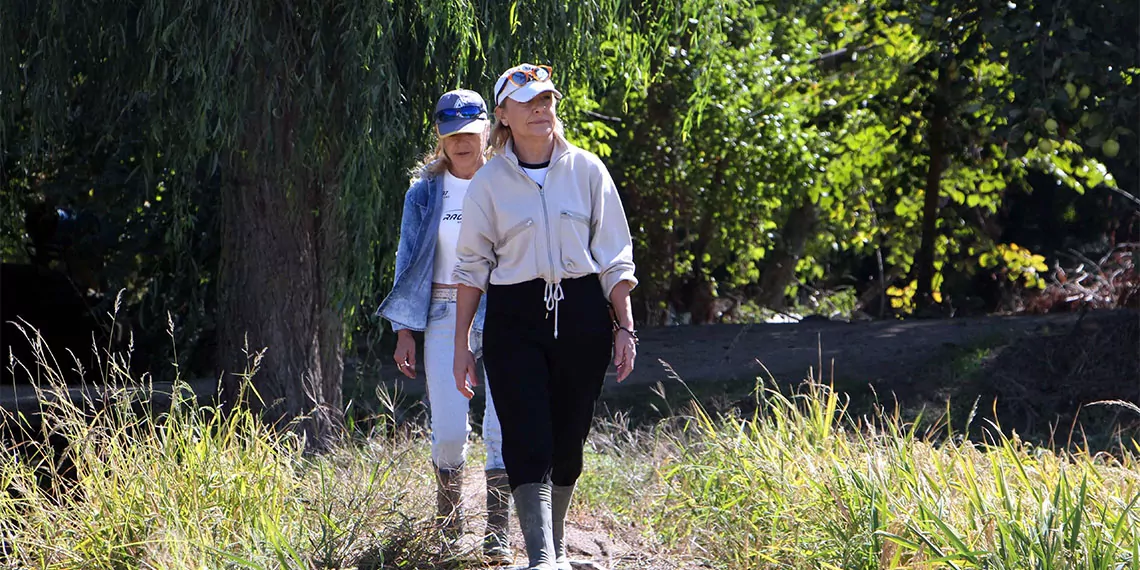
[413,139,450,178]
[412,123,492,178]
[489,99,568,155]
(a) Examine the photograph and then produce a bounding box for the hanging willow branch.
[2,0,728,338]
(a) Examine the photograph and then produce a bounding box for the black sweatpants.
[482,274,613,489]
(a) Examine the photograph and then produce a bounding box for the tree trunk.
[684,203,718,324]
[218,167,332,439]
[314,163,346,431]
[756,197,818,310]
[216,70,343,448]
[915,83,948,307]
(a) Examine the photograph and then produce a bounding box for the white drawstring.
[543,281,564,339]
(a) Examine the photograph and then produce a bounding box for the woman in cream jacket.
[451,64,638,570]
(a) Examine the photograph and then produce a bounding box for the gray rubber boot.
[483,468,512,563]
[512,482,555,569]
[434,464,464,540]
[551,484,575,570]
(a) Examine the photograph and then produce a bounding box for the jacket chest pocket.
[495,218,539,275]
[559,210,599,274]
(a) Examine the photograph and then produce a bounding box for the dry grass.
[3,321,1139,569]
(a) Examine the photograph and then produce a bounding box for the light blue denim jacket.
[375,168,487,332]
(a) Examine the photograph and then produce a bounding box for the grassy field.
[583,379,1140,569]
[3,345,1139,569]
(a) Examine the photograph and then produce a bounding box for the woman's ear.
[494,105,508,127]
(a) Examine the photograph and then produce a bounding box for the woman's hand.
[453,346,478,399]
[608,279,637,383]
[613,328,637,382]
[453,285,483,399]
[394,330,417,379]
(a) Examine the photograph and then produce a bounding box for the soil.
[372,309,1140,429]
[602,309,1135,393]
[453,468,704,570]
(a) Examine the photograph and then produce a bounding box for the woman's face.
[496,92,558,142]
[441,131,485,174]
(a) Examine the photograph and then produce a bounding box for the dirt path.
[5,310,1123,414]
[456,469,700,570]
[609,311,1106,390]
[372,310,1113,400]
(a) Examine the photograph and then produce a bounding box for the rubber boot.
[512,482,555,569]
[434,464,464,541]
[483,468,512,563]
[551,484,575,570]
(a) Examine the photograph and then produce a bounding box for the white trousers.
[423,300,505,471]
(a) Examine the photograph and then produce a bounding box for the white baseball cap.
[493,63,563,107]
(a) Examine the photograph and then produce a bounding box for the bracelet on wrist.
[613,323,639,344]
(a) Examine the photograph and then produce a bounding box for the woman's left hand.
[613,329,637,382]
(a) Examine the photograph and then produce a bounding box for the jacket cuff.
[601,269,638,301]
[452,268,489,293]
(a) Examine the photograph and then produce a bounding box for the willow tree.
[1,0,703,444]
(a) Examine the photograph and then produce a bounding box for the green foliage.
[3,0,1137,389]
[979,242,1049,289]
[584,1,840,321]
[990,0,1139,184]
[578,0,1137,320]
[1,0,725,381]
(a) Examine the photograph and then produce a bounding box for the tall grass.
[583,373,1140,569]
[0,325,439,569]
[5,321,1139,569]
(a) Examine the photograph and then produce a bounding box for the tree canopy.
[571,0,1137,323]
[2,0,724,440]
[2,0,1136,435]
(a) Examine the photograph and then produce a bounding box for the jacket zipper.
[498,218,534,248]
[538,187,555,282]
[511,148,573,338]
[561,210,591,227]
[509,151,571,283]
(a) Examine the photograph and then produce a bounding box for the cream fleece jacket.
[453,138,638,306]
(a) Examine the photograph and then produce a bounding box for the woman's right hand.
[453,346,477,400]
[394,330,417,379]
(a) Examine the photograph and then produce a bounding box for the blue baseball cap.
[433,89,489,137]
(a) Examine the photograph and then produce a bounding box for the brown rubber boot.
[483,468,512,563]
[435,464,464,540]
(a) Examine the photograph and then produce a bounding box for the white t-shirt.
[520,160,550,187]
[433,171,470,284]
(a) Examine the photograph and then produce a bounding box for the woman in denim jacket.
[375,89,511,562]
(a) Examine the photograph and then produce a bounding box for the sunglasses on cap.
[435,104,487,122]
[495,65,554,104]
